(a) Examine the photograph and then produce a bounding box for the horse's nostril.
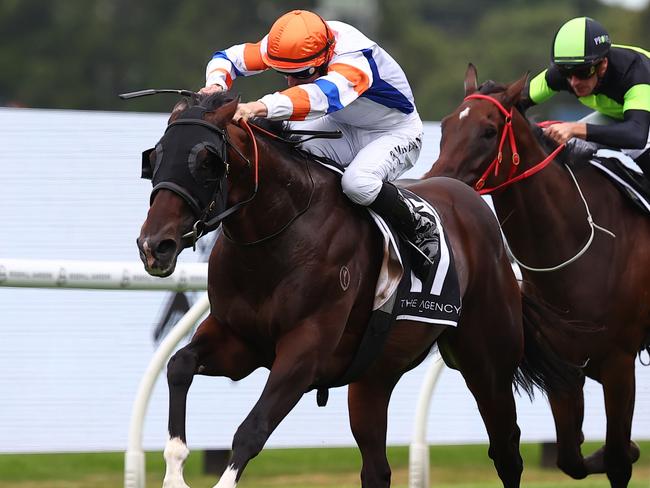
[156,239,178,259]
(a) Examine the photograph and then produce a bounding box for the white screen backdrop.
[1,107,648,453]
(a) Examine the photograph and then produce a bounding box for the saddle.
[586,151,650,215]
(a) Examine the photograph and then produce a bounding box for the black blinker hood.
[143,106,229,219]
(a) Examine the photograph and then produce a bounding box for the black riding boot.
[369,182,438,279]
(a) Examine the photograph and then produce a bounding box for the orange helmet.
[262,10,335,73]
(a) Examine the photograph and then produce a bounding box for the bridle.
[180,118,342,248]
[463,94,566,195]
[178,118,261,248]
[463,93,615,272]
[119,89,339,248]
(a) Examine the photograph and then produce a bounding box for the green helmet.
[551,17,611,67]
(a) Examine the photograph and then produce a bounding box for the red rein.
[463,94,565,195]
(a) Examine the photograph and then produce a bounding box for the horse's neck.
[492,123,590,261]
[224,138,325,244]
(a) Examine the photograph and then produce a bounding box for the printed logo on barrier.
[56,267,67,286]
[121,268,131,288]
[178,270,188,290]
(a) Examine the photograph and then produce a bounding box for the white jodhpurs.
[291,114,423,206]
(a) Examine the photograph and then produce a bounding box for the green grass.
[0,442,648,487]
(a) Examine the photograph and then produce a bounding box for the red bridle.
[463,94,565,195]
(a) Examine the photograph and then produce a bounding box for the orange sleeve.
[206,68,233,88]
[328,63,370,95]
[281,86,311,121]
[243,42,266,71]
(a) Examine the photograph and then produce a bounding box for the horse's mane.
[192,91,306,160]
[477,81,581,167]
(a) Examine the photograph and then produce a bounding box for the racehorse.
[426,64,650,488]
[135,91,580,488]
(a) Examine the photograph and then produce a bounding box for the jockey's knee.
[341,168,382,206]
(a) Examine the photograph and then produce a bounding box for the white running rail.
[124,293,210,488]
[0,258,209,488]
[408,355,445,488]
[0,258,207,290]
[1,258,450,488]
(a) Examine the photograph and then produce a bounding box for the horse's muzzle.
[136,235,179,277]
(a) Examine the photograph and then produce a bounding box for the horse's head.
[137,92,239,276]
[428,64,530,193]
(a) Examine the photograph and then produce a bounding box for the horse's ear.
[206,96,240,128]
[503,72,529,109]
[464,63,479,95]
[168,99,190,124]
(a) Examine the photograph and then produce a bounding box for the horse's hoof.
[557,459,589,479]
[162,476,191,488]
[584,442,640,474]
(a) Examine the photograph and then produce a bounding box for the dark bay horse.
[426,64,650,488]
[136,91,579,488]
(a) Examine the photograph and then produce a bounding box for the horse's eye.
[482,127,497,139]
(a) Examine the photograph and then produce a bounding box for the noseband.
[463,94,566,195]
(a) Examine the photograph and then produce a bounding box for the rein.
[463,94,565,195]
[504,164,615,272]
[464,93,615,272]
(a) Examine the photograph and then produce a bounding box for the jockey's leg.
[339,129,439,277]
[289,118,355,165]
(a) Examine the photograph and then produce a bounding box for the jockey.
[521,17,650,176]
[199,9,436,275]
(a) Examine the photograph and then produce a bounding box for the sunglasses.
[558,63,599,80]
[275,67,318,79]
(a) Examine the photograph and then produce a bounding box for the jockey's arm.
[259,51,373,121]
[587,109,650,149]
[520,69,557,111]
[202,39,268,91]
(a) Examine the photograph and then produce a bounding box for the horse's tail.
[514,291,588,398]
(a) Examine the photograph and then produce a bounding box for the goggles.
[275,66,318,79]
[557,62,600,80]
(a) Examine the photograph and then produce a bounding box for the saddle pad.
[589,150,650,214]
[368,190,462,327]
[393,189,462,326]
[312,157,462,327]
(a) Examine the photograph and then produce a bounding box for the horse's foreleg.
[348,376,398,488]
[213,324,324,488]
[547,377,589,479]
[592,354,636,488]
[163,314,260,488]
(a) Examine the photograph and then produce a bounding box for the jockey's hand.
[543,122,587,145]
[198,84,224,95]
[233,101,268,123]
